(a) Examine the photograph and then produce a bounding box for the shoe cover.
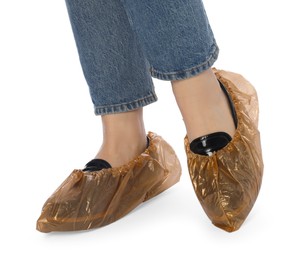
[36,132,181,232]
[184,68,264,232]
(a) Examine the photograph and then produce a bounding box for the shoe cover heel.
[144,141,182,202]
[144,170,181,202]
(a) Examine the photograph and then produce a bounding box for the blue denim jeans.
[65,0,219,115]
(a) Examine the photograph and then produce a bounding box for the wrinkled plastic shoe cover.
[184,68,264,232]
[37,132,181,232]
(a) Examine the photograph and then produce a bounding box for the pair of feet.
[36,69,264,233]
[91,68,236,169]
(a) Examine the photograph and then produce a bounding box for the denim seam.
[94,92,158,115]
[150,43,219,81]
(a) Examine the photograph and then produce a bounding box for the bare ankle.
[171,68,235,142]
[95,108,147,167]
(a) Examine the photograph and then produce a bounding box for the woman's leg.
[118,0,263,233]
[65,0,155,167]
[118,0,232,141]
[37,0,184,232]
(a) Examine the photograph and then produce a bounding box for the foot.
[171,68,236,143]
[36,132,182,233]
[183,68,264,232]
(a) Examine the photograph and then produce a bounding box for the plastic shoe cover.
[184,68,264,232]
[37,132,181,232]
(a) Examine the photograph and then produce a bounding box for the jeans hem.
[94,92,158,115]
[149,43,219,81]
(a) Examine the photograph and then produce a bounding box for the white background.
[0,0,297,259]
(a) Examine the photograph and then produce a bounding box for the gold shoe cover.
[184,68,264,232]
[37,132,181,232]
